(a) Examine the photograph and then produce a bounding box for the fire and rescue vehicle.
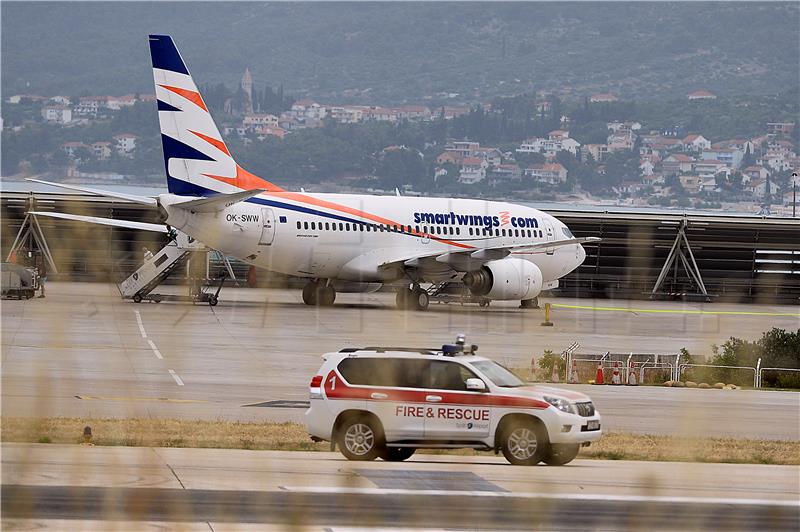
[305,336,602,465]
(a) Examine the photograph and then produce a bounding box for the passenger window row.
[294,220,542,239]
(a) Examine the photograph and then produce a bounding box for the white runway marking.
[278,487,800,507]
[168,369,184,386]
[134,310,147,338]
[147,339,163,360]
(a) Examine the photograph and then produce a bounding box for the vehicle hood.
[510,385,592,403]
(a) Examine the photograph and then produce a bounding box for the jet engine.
[463,258,543,301]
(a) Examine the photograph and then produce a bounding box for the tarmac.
[3,443,799,530]
[2,282,799,440]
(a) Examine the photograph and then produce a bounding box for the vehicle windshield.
[470,360,525,387]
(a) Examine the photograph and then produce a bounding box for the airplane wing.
[26,178,158,206]
[30,211,168,233]
[171,189,265,213]
[387,236,602,271]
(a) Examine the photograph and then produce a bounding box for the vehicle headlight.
[544,396,575,414]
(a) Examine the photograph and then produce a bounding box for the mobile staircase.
[119,230,228,306]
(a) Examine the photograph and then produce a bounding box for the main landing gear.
[396,284,429,311]
[302,280,336,307]
[520,297,539,309]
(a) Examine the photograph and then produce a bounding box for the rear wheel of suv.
[380,446,415,462]
[500,420,547,466]
[337,415,382,461]
[542,443,580,466]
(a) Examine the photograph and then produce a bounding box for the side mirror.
[465,378,487,391]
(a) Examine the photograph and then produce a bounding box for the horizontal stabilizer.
[171,189,265,213]
[26,178,157,206]
[30,211,167,233]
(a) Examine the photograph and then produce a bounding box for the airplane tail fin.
[148,35,283,196]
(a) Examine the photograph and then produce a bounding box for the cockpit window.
[562,227,574,238]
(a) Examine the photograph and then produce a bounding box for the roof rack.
[340,346,441,355]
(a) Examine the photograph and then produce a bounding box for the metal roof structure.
[2,189,798,303]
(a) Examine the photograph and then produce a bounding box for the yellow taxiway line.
[550,304,800,318]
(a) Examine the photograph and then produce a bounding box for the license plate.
[586,420,600,431]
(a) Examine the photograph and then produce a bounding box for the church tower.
[241,68,253,113]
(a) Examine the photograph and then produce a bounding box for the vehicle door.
[340,357,427,442]
[423,360,492,440]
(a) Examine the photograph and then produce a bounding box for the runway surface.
[2,282,799,440]
[3,443,799,530]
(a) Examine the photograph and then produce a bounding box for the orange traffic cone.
[611,361,622,385]
[594,361,604,385]
[568,359,579,384]
[551,362,560,383]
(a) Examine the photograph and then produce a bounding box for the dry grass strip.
[2,417,798,465]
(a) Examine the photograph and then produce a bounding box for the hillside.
[2,2,798,103]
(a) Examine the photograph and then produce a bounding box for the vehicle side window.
[428,360,478,391]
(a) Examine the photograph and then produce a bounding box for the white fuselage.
[160,191,586,285]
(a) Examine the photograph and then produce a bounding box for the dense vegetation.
[684,328,800,388]
[2,2,798,103]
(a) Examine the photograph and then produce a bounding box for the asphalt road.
[2,282,799,440]
[3,444,799,530]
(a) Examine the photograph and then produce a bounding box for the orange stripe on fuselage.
[271,190,475,250]
[203,166,472,250]
[189,130,230,156]
[158,84,208,111]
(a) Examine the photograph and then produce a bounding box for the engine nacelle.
[463,258,543,301]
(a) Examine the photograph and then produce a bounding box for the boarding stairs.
[119,230,206,302]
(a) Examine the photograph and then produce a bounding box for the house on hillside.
[458,157,488,184]
[62,142,90,158]
[488,163,522,185]
[92,141,112,160]
[745,178,779,198]
[523,163,568,185]
[113,134,137,156]
[41,105,72,124]
[583,144,609,162]
[742,166,770,183]
[681,134,711,152]
[678,175,702,194]
[662,154,694,175]
[702,147,742,169]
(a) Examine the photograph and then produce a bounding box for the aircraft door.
[543,219,555,255]
[259,208,275,245]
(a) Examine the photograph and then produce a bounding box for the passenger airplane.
[30,35,598,310]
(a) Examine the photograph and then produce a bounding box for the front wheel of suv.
[500,419,547,466]
[337,415,383,461]
[380,446,415,462]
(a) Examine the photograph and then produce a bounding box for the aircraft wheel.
[412,288,429,311]
[395,287,413,309]
[302,281,318,305]
[318,285,336,307]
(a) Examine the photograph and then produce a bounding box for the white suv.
[305,339,601,466]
